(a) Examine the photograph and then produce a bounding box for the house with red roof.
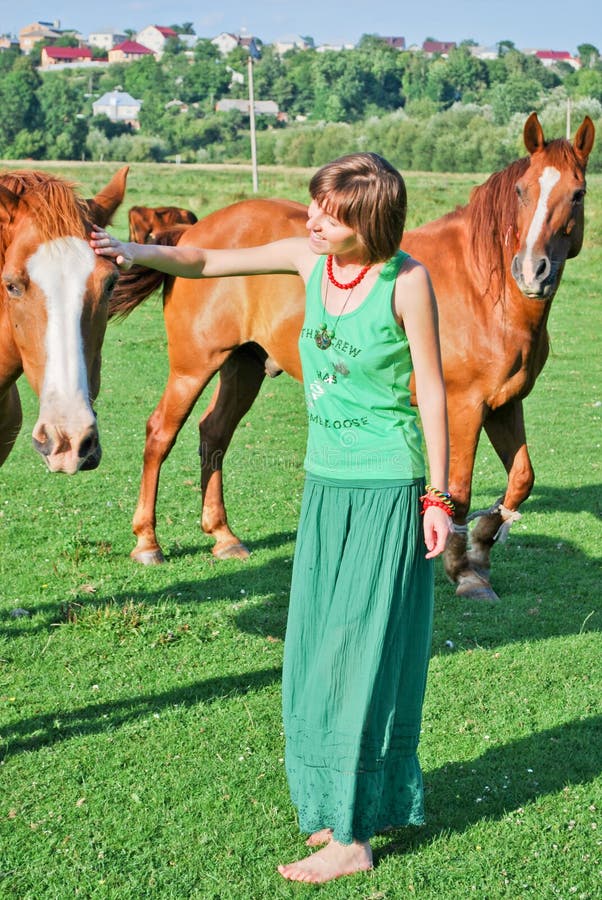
[422,40,456,57]
[108,40,154,63]
[40,45,93,67]
[534,49,580,69]
[136,24,178,56]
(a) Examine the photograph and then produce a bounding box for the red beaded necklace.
[326,254,372,290]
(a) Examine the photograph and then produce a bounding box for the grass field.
[0,160,600,899]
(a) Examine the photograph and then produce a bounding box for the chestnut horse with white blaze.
[110,114,594,601]
[0,167,128,473]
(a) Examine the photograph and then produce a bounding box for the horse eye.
[3,280,23,298]
[572,189,585,204]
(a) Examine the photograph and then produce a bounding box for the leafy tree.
[170,23,195,35]
[488,75,542,124]
[178,53,231,107]
[572,68,602,101]
[425,59,457,107]
[11,128,46,158]
[37,74,88,158]
[402,52,431,103]
[282,49,318,117]
[444,47,489,101]
[97,63,129,93]
[497,40,516,56]
[0,57,42,152]
[577,43,600,68]
[0,47,20,72]
[124,56,169,101]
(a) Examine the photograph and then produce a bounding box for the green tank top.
[298,251,425,480]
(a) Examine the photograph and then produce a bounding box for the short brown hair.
[309,152,407,262]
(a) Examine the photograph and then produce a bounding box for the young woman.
[91,152,452,884]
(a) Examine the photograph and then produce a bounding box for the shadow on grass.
[0,666,281,758]
[2,526,599,650]
[375,713,602,860]
[164,529,298,561]
[0,553,294,638]
[515,481,602,517]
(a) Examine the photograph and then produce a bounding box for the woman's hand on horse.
[90,226,135,270]
[423,506,453,559]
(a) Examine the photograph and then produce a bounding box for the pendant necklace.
[315,255,372,350]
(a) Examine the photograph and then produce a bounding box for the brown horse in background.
[128,205,198,244]
[0,167,128,473]
[110,114,594,601]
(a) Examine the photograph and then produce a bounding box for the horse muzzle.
[32,419,102,474]
[511,252,559,299]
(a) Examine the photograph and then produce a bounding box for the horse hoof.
[213,542,250,561]
[455,572,500,603]
[131,547,165,565]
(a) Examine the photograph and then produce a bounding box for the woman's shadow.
[375,713,601,859]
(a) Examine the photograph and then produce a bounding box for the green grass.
[0,162,600,899]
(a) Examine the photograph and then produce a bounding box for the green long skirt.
[282,475,434,845]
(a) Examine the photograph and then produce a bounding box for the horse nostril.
[535,257,551,281]
[79,433,97,460]
[32,436,52,457]
[32,426,52,456]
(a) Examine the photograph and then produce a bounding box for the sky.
[1,0,600,54]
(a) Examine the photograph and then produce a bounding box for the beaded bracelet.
[420,496,455,517]
[423,484,455,513]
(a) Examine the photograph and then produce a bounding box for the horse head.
[510,112,595,299]
[0,167,128,473]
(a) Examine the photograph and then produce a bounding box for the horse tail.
[108,227,186,320]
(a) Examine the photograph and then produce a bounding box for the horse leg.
[199,344,267,560]
[131,367,222,564]
[0,384,22,468]
[467,400,533,581]
[443,408,501,602]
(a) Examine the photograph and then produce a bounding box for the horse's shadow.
[493,480,602,517]
[165,528,298,560]
[0,666,282,757]
[374,713,601,859]
[2,523,599,649]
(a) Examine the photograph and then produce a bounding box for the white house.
[212,32,240,55]
[273,34,313,55]
[216,98,279,116]
[88,30,127,51]
[136,24,178,55]
[93,90,142,125]
[316,42,355,53]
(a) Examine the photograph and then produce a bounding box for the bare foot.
[278,838,373,883]
[306,828,333,847]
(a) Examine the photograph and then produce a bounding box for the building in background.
[92,90,142,126]
[88,29,127,51]
[136,24,177,56]
[108,40,153,63]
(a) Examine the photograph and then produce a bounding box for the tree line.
[0,35,601,171]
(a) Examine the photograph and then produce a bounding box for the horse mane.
[0,171,90,253]
[467,156,528,296]
[109,228,184,320]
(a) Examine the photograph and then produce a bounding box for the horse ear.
[87,166,129,227]
[523,112,545,155]
[0,185,20,225]
[573,116,595,166]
